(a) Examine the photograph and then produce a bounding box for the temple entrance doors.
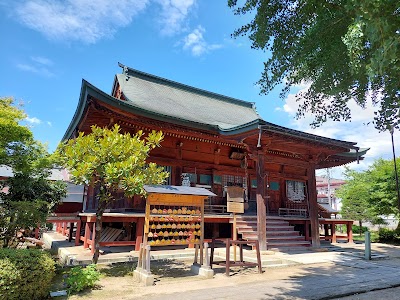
[266,178,281,215]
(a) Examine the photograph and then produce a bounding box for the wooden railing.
[204,204,228,214]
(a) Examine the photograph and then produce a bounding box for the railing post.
[204,242,210,268]
[145,245,151,273]
[137,243,144,270]
[194,244,199,264]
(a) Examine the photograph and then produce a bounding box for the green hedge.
[0,248,55,300]
[378,228,400,243]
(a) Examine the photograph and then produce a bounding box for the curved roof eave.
[63,80,232,141]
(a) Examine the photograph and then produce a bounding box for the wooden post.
[233,212,237,262]
[83,222,90,249]
[75,219,82,246]
[331,223,337,243]
[68,222,74,242]
[204,242,210,268]
[256,150,267,251]
[137,243,143,269]
[305,220,310,241]
[194,244,199,264]
[135,218,144,251]
[145,245,151,273]
[226,238,230,276]
[91,223,96,254]
[307,164,320,247]
[62,222,67,236]
[200,198,205,265]
[347,221,354,243]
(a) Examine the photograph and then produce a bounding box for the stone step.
[266,225,294,231]
[237,230,300,237]
[267,230,300,236]
[266,240,311,248]
[266,235,305,241]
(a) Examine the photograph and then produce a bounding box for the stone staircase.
[232,215,311,250]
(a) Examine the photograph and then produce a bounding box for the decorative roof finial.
[123,65,130,81]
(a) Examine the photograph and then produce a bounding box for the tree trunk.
[92,187,108,264]
[359,220,362,236]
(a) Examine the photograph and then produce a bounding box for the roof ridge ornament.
[123,65,130,81]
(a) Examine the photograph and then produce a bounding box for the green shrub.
[378,228,395,242]
[65,264,100,294]
[352,225,368,234]
[0,248,55,300]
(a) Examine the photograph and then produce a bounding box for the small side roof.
[318,203,339,214]
[144,185,216,197]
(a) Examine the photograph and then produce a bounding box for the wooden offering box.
[143,185,216,247]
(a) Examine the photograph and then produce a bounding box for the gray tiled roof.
[144,185,216,196]
[116,68,261,130]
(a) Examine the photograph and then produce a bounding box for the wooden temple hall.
[60,63,368,252]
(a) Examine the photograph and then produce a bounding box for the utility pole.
[390,128,400,211]
[326,168,332,208]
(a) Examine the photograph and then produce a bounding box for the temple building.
[60,63,368,252]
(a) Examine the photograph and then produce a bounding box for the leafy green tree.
[55,124,168,263]
[0,141,67,247]
[337,167,374,234]
[368,158,400,218]
[0,97,67,247]
[228,0,400,131]
[0,97,32,163]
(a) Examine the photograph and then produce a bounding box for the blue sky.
[0,0,397,178]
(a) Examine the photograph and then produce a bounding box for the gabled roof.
[62,63,369,163]
[115,63,261,130]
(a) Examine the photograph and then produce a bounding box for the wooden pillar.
[331,223,337,243]
[61,222,67,236]
[174,166,182,186]
[256,150,267,251]
[68,222,74,242]
[83,222,90,249]
[75,219,82,246]
[307,164,320,247]
[305,221,310,241]
[212,223,219,238]
[135,218,144,251]
[91,223,96,254]
[347,221,354,243]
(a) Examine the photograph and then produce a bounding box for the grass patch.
[99,262,136,277]
[352,231,379,243]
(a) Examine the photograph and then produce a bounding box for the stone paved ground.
[67,252,400,300]
[46,231,400,300]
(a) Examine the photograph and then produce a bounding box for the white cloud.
[31,56,53,66]
[13,0,149,44]
[157,0,196,36]
[47,121,52,127]
[26,116,42,125]
[182,25,222,56]
[280,86,398,178]
[16,56,55,77]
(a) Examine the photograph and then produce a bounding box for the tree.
[0,97,32,163]
[0,141,67,247]
[0,97,67,247]
[228,0,400,131]
[336,167,374,235]
[55,124,168,263]
[368,158,400,218]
